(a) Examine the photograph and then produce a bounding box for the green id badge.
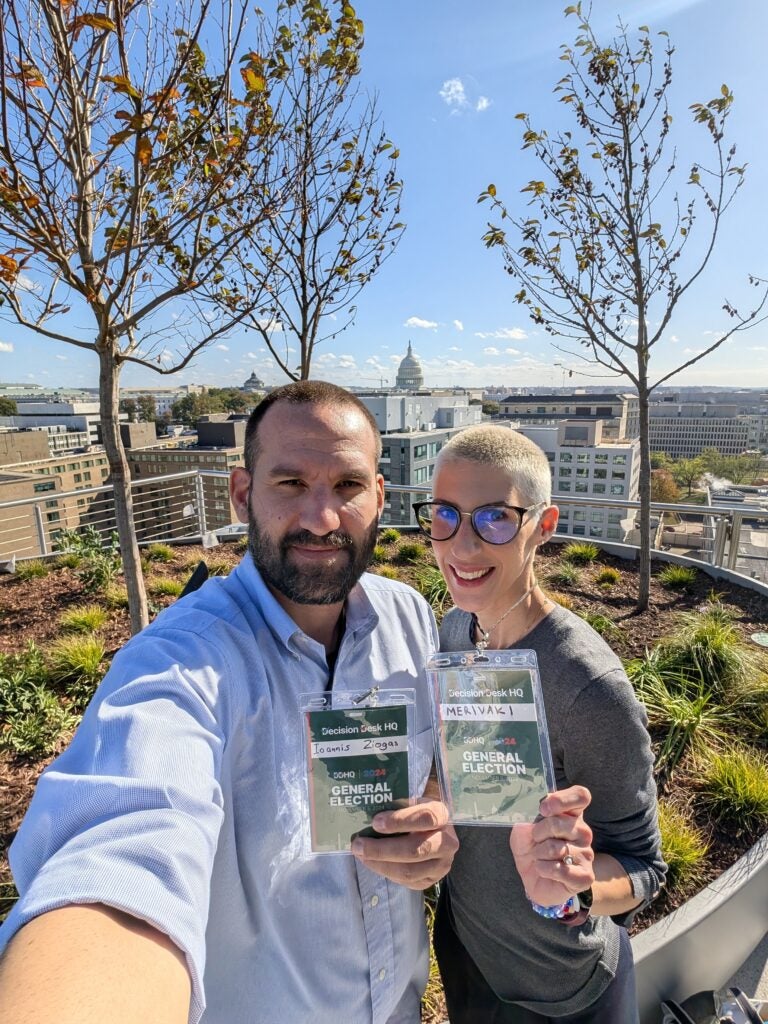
[301,689,415,853]
[428,651,555,826]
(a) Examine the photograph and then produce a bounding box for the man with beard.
[0,381,457,1024]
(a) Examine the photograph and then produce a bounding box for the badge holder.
[300,687,416,854]
[427,649,555,826]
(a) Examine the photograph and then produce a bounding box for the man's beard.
[248,515,379,605]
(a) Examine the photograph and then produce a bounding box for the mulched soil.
[1,534,766,1019]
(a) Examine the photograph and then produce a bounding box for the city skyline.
[1,0,766,391]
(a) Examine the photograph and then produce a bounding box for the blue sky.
[2,0,766,392]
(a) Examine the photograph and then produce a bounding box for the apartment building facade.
[516,420,640,542]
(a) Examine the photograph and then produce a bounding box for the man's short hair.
[244,381,382,475]
[437,425,552,506]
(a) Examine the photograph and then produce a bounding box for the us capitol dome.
[395,341,424,390]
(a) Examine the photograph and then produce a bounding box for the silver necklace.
[473,580,538,652]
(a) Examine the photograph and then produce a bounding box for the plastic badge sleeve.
[427,649,555,826]
[300,687,417,854]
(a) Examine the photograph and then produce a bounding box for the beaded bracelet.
[530,896,576,919]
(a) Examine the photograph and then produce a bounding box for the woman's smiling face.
[429,456,555,623]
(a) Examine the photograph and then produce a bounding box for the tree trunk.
[99,349,149,633]
[637,377,652,611]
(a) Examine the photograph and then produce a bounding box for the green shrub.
[370,544,388,565]
[562,542,599,565]
[15,559,49,581]
[658,801,708,893]
[56,526,122,592]
[627,654,737,773]
[658,564,698,590]
[60,604,109,634]
[0,644,76,758]
[145,543,175,563]
[701,747,768,832]
[379,528,400,544]
[412,565,450,615]
[148,577,184,598]
[374,565,400,580]
[48,635,106,709]
[55,552,82,569]
[547,564,581,588]
[103,584,129,609]
[206,560,231,577]
[579,611,620,638]
[397,541,424,563]
[596,566,621,587]
[658,606,764,699]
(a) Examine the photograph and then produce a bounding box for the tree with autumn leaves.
[0,0,400,632]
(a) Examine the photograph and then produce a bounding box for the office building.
[499,392,639,440]
[516,420,640,542]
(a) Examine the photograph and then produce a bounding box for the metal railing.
[0,471,766,584]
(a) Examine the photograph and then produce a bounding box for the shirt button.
[378,968,386,981]
[370,895,379,908]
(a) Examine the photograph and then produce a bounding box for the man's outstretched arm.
[0,904,191,1024]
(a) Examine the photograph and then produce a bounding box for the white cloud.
[55,354,67,361]
[216,344,229,351]
[158,348,173,363]
[670,335,679,343]
[448,346,461,352]
[256,318,282,334]
[16,274,40,294]
[474,327,527,341]
[683,347,704,355]
[246,351,257,359]
[337,357,357,369]
[453,319,464,332]
[483,346,500,356]
[504,347,521,356]
[748,345,767,352]
[0,341,14,353]
[439,78,468,112]
[476,96,491,112]
[404,316,438,330]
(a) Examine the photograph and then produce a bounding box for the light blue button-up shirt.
[0,555,439,1023]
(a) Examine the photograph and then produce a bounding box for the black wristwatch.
[575,886,594,911]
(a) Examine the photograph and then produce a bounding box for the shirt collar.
[232,552,379,652]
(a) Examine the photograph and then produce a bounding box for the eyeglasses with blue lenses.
[412,500,546,545]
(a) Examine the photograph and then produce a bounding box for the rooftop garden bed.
[1,532,766,1022]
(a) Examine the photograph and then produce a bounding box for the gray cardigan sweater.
[440,603,666,1017]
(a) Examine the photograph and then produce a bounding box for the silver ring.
[562,855,574,866]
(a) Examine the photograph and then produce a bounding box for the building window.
[607,527,621,539]
[613,454,627,465]
[592,483,606,494]
[413,444,427,460]
[559,467,572,477]
[594,454,608,464]
[572,524,586,535]
[44,499,58,509]
[413,466,429,484]
[610,484,624,495]
[558,481,571,492]
[46,510,61,522]
[573,510,586,522]
[575,482,588,492]
[381,446,390,459]
[556,523,569,534]
[591,510,603,522]
[33,481,56,493]
[559,452,572,463]
[608,511,622,523]
[612,470,625,480]
[589,525,603,537]
[576,468,588,477]
[577,454,590,463]
[74,473,82,483]
[594,468,607,479]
